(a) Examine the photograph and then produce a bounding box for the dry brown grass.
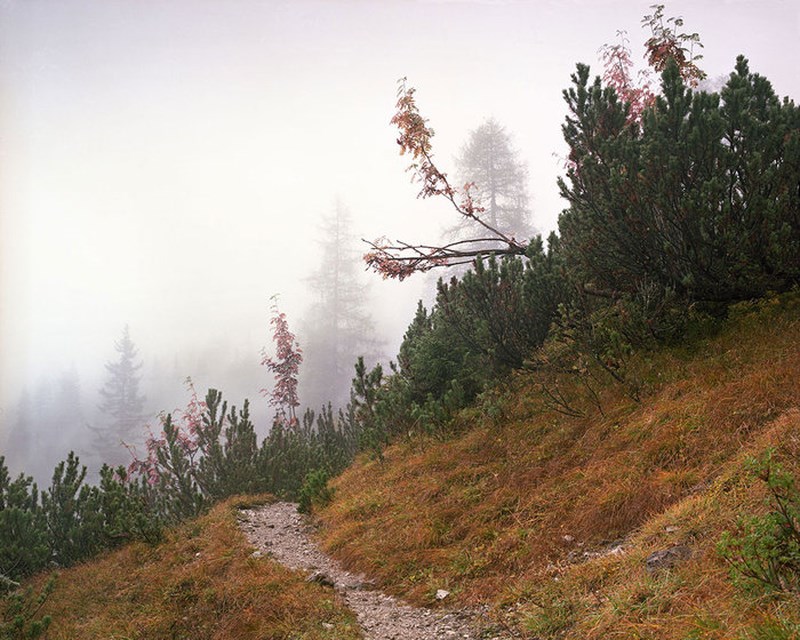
[316,292,800,637]
[21,495,360,640]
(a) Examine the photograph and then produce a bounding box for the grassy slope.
[17,496,359,640]
[316,293,800,639]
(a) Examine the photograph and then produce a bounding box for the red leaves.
[596,7,706,128]
[599,31,655,125]
[390,78,452,202]
[642,4,705,87]
[363,237,448,280]
[363,247,420,281]
[364,80,527,280]
[128,378,206,485]
[458,181,486,220]
[260,301,303,426]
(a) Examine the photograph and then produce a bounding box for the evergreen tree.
[91,326,146,467]
[558,57,800,306]
[0,456,47,580]
[5,391,33,477]
[447,118,534,249]
[20,378,67,483]
[301,201,381,410]
[52,367,85,466]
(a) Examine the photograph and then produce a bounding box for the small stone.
[435,589,450,600]
[665,525,679,533]
[645,545,692,574]
[562,534,575,543]
[307,570,335,587]
[346,579,374,591]
[322,622,334,630]
[250,550,263,559]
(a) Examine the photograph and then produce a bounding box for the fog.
[1,0,798,480]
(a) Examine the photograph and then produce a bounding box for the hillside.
[3,4,799,639]
[314,292,800,639]
[4,295,798,639]
[6,496,359,640]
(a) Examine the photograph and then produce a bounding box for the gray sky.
[1,0,799,432]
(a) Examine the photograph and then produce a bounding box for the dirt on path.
[238,501,506,640]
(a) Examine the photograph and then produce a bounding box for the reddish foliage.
[389,80,453,202]
[642,4,706,87]
[128,378,206,485]
[261,302,303,426]
[596,7,705,126]
[365,80,526,279]
[599,31,655,125]
[368,8,706,281]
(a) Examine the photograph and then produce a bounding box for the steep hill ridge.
[6,294,798,639]
[314,293,800,639]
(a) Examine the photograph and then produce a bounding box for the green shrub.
[1,453,164,583]
[0,575,55,640]
[740,617,800,640]
[298,469,334,514]
[559,58,800,307]
[718,452,800,593]
[0,461,47,582]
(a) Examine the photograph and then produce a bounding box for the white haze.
[1,0,798,477]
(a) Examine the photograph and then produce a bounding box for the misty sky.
[1,0,799,439]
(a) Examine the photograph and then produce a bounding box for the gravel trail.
[238,501,504,640]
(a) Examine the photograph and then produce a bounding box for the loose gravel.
[238,501,507,640]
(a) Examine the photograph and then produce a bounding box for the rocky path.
[238,502,504,640]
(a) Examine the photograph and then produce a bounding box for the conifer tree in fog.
[51,367,85,465]
[6,370,86,481]
[91,325,146,466]
[447,118,534,248]
[5,390,33,475]
[301,201,380,410]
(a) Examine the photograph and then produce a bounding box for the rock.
[344,579,375,591]
[307,570,335,587]
[566,540,625,564]
[435,589,450,600]
[645,545,692,574]
[250,550,263,559]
